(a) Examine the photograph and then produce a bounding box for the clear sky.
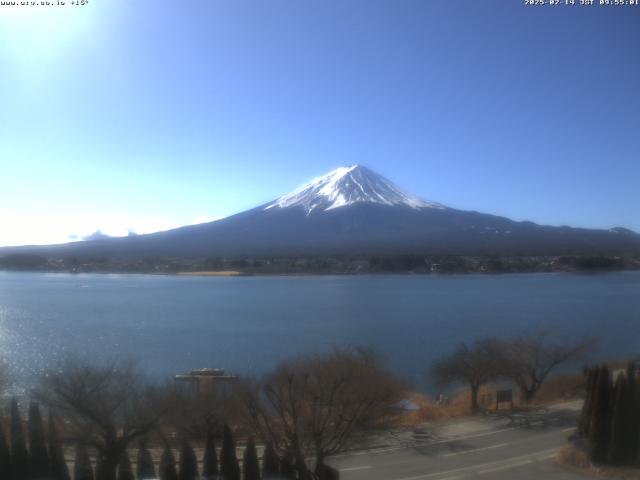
[1,1,638,246]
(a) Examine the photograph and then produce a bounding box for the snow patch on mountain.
[265,165,445,215]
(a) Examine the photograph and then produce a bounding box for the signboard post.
[495,389,514,410]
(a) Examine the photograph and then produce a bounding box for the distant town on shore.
[1,252,638,275]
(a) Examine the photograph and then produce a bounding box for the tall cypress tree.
[608,374,628,465]
[10,398,29,480]
[95,453,107,480]
[261,442,280,479]
[220,425,240,480]
[136,438,156,480]
[626,362,640,464]
[202,429,219,478]
[279,450,296,480]
[242,437,260,480]
[589,365,613,464]
[178,439,198,480]
[159,446,178,480]
[74,444,95,480]
[578,368,597,437]
[117,450,134,480]
[28,402,50,479]
[48,412,71,480]
[0,422,12,480]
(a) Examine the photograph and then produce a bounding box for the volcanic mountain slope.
[3,165,639,259]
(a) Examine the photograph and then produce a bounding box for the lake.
[0,271,638,392]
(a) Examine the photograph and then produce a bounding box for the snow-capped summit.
[264,165,445,215]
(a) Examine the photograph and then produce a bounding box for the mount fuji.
[264,165,444,214]
[2,165,639,260]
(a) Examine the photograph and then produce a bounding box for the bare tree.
[35,358,165,480]
[0,360,11,396]
[153,382,238,440]
[501,331,593,402]
[432,339,504,414]
[238,348,405,479]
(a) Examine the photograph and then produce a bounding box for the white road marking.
[442,442,509,457]
[340,465,373,472]
[334,427,518,458]
[336,427,569,478]
[562,427,576,433]
[391,448,558,480]
[537,453,557,461]
[480,451,554,473]
[335,446,403,457]
[477,459,532,474]
[341,443,510,473]
[340,427,563,468]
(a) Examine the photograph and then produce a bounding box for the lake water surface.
[0,271,638,391]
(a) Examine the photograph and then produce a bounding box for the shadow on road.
[484,407,579,430]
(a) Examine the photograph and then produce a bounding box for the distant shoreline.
[1,268,639,279]
[1,253,639,277]
[176,270,248,277]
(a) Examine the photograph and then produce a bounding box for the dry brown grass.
[557,443,591,470]
[397,375,591,429]
[395,387,499,426]
[541,357,640,406]
[534,372,586,405]
[557,444,640,480]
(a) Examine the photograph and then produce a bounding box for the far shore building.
[174,368,238,395]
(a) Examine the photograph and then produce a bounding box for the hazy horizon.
[1,1,638,246]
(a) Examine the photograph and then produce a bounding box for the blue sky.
[0,0,638,246]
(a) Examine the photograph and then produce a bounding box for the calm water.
[0,271,638,391]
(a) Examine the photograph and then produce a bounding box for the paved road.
[329,405,589,480]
